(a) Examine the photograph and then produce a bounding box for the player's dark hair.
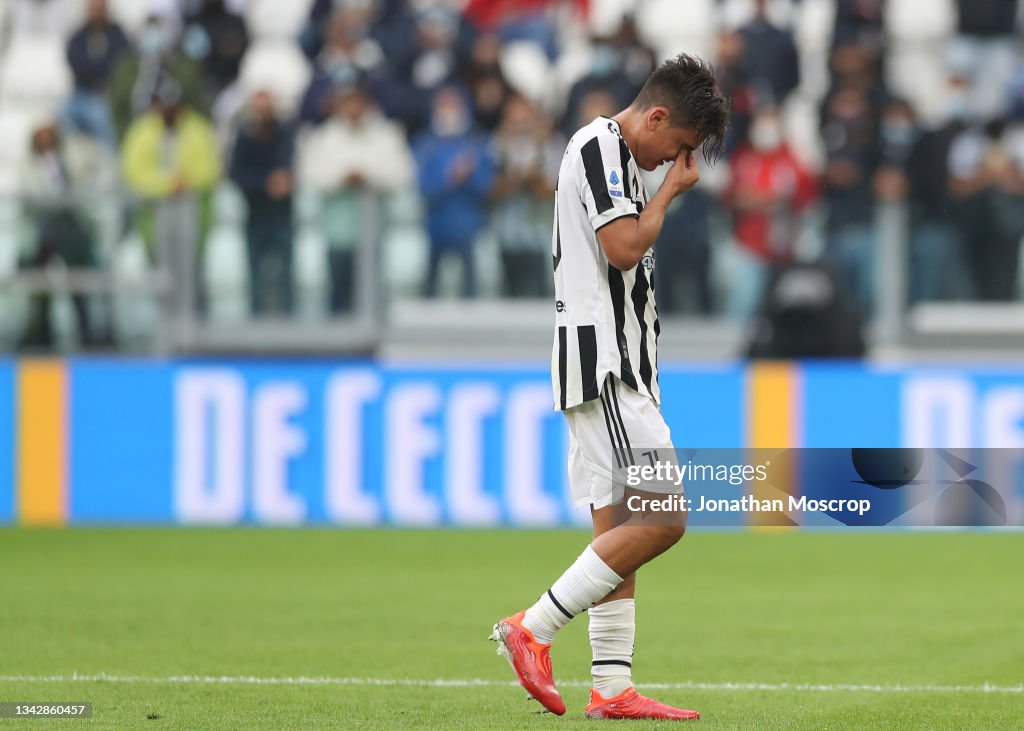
[633,53,731,164]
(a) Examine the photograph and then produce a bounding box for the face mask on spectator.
[947,93,970,122]
[182,25,211,59]
[591,45,620,77]
[750,117,782,151]
[433,107,470,136]
[139,25,171,56]
[882,119,916,149]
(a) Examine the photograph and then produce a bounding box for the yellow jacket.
[121,109,221,199]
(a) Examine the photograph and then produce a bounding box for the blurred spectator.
[121,80,221,313]
[873,96,962,303]
[17,121,116,349]
[490,94,562,298]
[413,86,494,298]
[715,31,756,156]
[229,91,295,317]
[463,0,577,58]
[821,86,880,315]
[738,0,800,105]
[64,0,129,149]
[298,84,414,313]
[574,88,618,129]
[821,44,886,121]
[611,14,657,96]
[562,37,640,138]
[299,0,339,60]
[948,120,1024,300]
[109,13,209,141]
[299,7,387,126]
[950,0,1015,120]
[404,7,471,131]
[461,34,513,133]
[949,0,1020,120]
[723,105,818,318]
[832,0,885,60]
[655,185,716,315]
[182,0,250,97]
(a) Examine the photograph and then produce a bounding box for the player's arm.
[597,150,700,271]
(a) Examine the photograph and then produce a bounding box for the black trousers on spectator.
[956,190,1024,301]
[424,241,477,298]
[654,190,714,314]
[245,202,293,316]
[20,211,99,348]
[501,250,546,298]
[328,249,355,314]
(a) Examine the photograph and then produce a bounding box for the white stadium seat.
[587,0,638,37]
[885,0,955,42]
[237,40,312,117]
[0,36,72,110]
[245,0,314,40]
[500,41,552,104]
[794,0,835,99]
[635,0,714,55]
[886,46,950,126]
[6,0,85,39]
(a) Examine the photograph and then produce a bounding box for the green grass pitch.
[0,528,1021,729]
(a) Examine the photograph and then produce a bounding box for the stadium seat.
[635,0,714,56]
[204,183,249,322]
[499,41,551,104]
[292,202,329,319]
[0,110,37,196]
[382,206,429,299]
[0,36,73,111]
[793,0,835,99]
[106,0,150,36]
[245,0,315,40]
[108,228,162,346]
[237,40,312,118]
[886,46,949,125]
[885,0,955,42]
[587,0,638,37]
[783,94,825,170]
[0,195,25,346]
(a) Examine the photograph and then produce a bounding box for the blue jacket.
[413,132,494,249]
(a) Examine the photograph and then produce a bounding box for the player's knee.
[651,521,686,551]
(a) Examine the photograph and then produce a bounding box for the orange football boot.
[489,610,566,715]
[585,687,700,720]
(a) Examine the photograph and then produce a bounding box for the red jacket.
[724,143,818,261]
[463,0,588,30]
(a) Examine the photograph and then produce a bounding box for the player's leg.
[584,506,699,720]
[589,504,637,700]
[582,380,699,720]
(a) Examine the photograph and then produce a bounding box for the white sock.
[522,545,623,645]
[589,598,635,697]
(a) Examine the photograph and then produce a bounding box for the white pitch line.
[0,674,1020,694]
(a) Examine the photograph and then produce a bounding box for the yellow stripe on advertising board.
[747,362,799,528]
[16,360,67,526]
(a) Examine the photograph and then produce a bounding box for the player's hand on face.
[663,150,700,196]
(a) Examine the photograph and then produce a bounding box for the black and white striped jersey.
[551,116,660,412]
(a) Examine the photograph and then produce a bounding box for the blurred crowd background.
[0,0,1023,354]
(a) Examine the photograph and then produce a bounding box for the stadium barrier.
[1,358,1023,526]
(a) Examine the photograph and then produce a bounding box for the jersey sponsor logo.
[555,300,567,313]
[641,254,655,270]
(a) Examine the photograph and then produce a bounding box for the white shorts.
[565,375,680,509]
